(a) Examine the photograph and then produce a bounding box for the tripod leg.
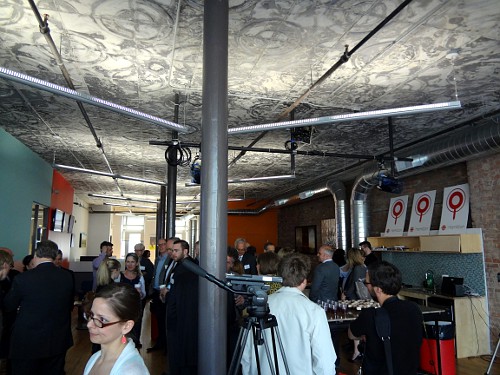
[485,333,500,375]
[228,319,253,375]
[271,322,291,375]
[258,318,278,375]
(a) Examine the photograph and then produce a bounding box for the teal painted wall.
[0,129,52,258]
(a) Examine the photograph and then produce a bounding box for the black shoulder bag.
[374,307,393,375]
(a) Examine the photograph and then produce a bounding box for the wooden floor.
[65,305,499,375]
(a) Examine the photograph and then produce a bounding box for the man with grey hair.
[5,240,74,375]
[134,242,154,294]
[309,244,340,303]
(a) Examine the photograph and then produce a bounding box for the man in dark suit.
[309,244,340,302]
[147,236,178,353]
[234,238,257,275]
[166,240,199,375]
[5,240,74,375]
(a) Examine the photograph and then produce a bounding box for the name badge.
[140,266,145,271]
[244,264,250,270]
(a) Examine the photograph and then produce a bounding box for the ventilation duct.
[350,117,500,247]
[326,180,349,250]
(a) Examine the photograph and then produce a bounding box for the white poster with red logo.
[408,190,436,236]
[439,183,470,234]
[384,195,408,236]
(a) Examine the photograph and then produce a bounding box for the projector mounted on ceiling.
[376,168,403,194]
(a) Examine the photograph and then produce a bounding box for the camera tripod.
[228,312,290,375]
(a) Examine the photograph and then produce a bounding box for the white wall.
[69,195,90,261]
[88,205,112,256]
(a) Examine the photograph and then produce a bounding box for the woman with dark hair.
[84,283,149,374]
[22,254,34,272]
[257,251,282,295]
[119,253,146,348]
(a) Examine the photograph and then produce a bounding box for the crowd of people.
[0,237,424,375]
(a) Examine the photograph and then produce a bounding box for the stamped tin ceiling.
[0,0,499,214]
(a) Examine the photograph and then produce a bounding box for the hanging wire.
[165,142,192,167]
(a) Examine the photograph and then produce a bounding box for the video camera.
[226,273,283,318]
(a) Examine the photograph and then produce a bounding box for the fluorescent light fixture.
[185,174,296,187]
[54,164,166,186]
[177,198,243,204]
[88,193,159,204]
[103,202,156,209]
[274,198,289,206]
[0,67,191,133]
[299,186,328,200]
[228,101,462,135]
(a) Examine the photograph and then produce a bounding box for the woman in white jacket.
[84,283,149,375]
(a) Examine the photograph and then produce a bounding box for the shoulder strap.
[374,308,393,375]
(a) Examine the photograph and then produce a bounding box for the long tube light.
[88,193,159,204]
[185,174,296,187]
[54,164,166,186]
[103,202,156,209]
[0,67,191,133]
[228,101,462,135]
[89,193,242,204]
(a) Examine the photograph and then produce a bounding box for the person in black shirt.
[359,240,379,267]
[349,261,423,375]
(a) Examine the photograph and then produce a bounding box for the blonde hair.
[96,258,121,287]
[345,248,365,270]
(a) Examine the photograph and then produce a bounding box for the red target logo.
[415,194,431,223]
[391,199,405,225]
[446,188,466,220]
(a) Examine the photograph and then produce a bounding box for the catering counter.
[399,288,489,358]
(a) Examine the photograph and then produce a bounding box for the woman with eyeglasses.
[84,283,149,375]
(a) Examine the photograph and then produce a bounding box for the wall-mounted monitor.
[52,209,65,232]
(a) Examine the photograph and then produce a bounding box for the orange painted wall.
[227,200,278,254]
[50,170,74,213]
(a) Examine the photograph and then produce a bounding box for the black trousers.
[150,289,167,348]
[12,353,65,375]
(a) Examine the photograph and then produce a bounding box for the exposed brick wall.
[277,195,334,249]
[467,152,500,350]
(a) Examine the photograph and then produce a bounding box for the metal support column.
[166,94,180,238]
[199,1,229,374]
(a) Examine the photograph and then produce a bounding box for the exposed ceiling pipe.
[226,0,414,170]
[326,180,349,251]
[350,117,500,248]
[27,0,124,196]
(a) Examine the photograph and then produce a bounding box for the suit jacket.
[240,252,257,275]
[150,254,170,293]
[309,260,340,302]
[5,262,74,359]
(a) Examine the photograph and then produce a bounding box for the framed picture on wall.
[321,218,336,247]
[79,232,87,248]
[295,225,317,254]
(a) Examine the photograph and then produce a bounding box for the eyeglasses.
[84,312,124,328]
[363,280,372,286]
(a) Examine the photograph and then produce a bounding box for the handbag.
[355,279,372,300]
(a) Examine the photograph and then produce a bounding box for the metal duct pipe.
[350,165,380,248]
[326,180,349,251]
[350,118,500,248]
[396,119,500,174]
